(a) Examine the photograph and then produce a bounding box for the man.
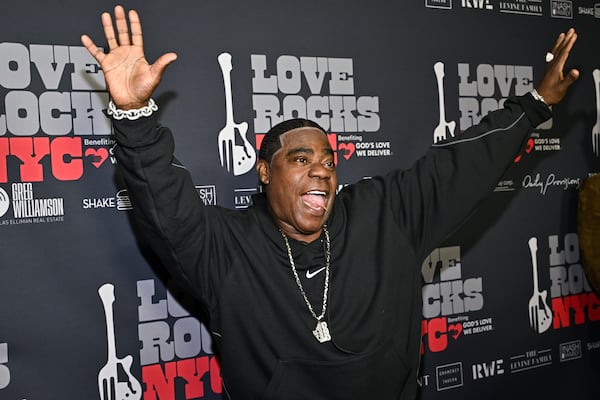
[81,6,578,399]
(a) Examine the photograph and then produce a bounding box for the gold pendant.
[313,321,332,343]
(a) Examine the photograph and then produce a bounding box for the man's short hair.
[258,118,327,163]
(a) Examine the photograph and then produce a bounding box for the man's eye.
[325,161,335,168]
[295,157,307,163]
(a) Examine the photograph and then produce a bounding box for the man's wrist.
[530,88,548,106]
[107,99,158,120]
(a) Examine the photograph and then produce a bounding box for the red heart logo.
[338,143,356,160]
[513,137,535,163]
[448,323,463,340]
[85,148,109,168]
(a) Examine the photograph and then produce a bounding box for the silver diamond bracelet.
[107,98,158,120]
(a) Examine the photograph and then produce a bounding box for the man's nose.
[309,162,331,179]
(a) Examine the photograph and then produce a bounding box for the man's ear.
[257,160,270,185]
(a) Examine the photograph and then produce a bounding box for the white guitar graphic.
[591,69,600,157]
[527,238,553,334]
[433,61,456,143]
[98,283,142,400]
[217,52,256,176]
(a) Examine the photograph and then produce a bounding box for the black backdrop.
[1,0,600,399]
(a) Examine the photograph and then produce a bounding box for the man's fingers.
[552,29,577,66]
[550,32,565,56]
[114,5,131,47]
[152,52,178,78]
[565,68,580,85]
[101,12,118,50]
[556,69,580,98]
[80,34,105,63]
[129,9,144,48]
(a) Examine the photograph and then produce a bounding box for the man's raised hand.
[80,5,177,110]
[535,28,579,106]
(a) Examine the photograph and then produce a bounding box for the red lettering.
[552,292,600,329]
[9,137,50,182]
[421,320,427,354]
[142,356,221,400]
[0,137,83,183]
[589,292,600,321]
[142,362,177,400]
[51,137,83,180]
[209,356,222,394]
[0,139,8,182]
[177,357,209,398]
[421,317,448,353]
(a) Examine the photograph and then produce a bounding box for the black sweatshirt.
[113,94,551,399]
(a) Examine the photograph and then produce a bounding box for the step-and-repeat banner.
[1,0,600,399]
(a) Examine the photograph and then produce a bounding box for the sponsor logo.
[421,246,490,353]
[525,233,600,333]
[522,172,580,195]
[0,187,9,217]
[251,53,383,163]
[436,362,464,391]
[0,342,9,390]
[81,189,133,211]
[196,185,217,206]
[353,141,392,157]
[210,50,389,172]
[499,0,543,16]
[461,317,494,335]
[512,127,558,166]
[116,189,132,211]
[457,63,537,131]
[136,279,222,398]
[461,0,493,10]
[0,42,111,184]
[471,358,504,380]
[547,233,600,330]
[587,340,600,351]
[559,340,582,362]
[532,133,561,153]
[494,179,516,192]
[252,55,380,133]
[426,0,453,9]
[509,348,552,373]
[96,280,223,400]
[0,182,65,226]
[551,0,573,18]
[577,5,600,17]
[234,187,257,209]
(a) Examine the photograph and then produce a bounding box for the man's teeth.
[306,191,326,196]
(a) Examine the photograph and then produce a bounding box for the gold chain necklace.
[280,225,332,343]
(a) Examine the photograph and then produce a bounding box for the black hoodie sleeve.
[111,115,230,309]
[344,93,552,262]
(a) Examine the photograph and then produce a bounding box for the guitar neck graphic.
[98,284,142,400]
[433,62,456,143]
[592,69,600,156]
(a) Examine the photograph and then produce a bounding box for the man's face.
[257,127,337,242]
